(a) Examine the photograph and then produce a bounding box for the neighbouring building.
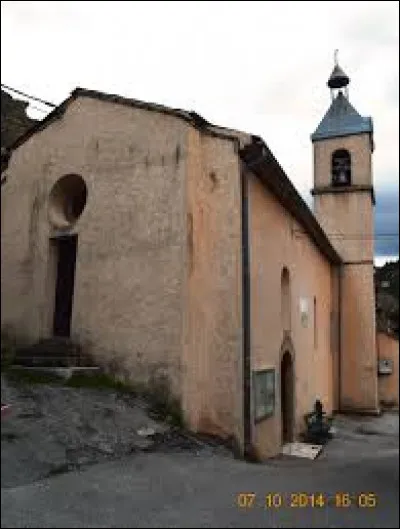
[1,58,380,459]
[377,330,399,409]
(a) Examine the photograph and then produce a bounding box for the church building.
[1,57,379,459]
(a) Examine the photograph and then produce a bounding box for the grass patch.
[5,369,64,386]
[69,371,185,427]
[5,369,136,393]
[4,365,185,429]
[146,373,184,428]
[1,331,17,370]
[66,372,135,393]
[149,395,184,428]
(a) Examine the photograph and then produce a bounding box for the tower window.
[331,149,351,186]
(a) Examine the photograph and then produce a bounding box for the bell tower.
[311,52,379,413]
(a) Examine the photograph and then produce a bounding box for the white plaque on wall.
[300,298,309,328]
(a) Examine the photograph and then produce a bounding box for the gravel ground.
[1,374,231,489]
[1,375,398,527]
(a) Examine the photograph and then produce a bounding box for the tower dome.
[327,50,350,89]
[327,64,350,89]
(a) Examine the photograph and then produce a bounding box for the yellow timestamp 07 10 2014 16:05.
[236,492,378,509]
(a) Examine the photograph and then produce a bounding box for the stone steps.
[13,338,96,368]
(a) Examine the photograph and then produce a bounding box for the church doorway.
[281,351,294,444]
[52,235,78,337]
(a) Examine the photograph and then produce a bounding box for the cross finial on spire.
[334,49,339,66]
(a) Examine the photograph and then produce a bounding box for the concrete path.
[1,413,399,528]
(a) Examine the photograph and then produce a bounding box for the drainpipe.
[337,264,342,411]
[240,160,252,460]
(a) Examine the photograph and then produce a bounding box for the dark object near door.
[304,399,333,445]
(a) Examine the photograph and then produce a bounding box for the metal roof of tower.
[311,91,373,142]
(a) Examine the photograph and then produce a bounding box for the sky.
[1,1,399,259]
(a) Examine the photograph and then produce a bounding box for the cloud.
[1,0,398,256]
[342,2,399,48]
[386,75,399,107]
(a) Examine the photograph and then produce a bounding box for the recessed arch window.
[331,149,351,186]
[313,296,318,349]
[48,174,88,229]
[281,267,291,332]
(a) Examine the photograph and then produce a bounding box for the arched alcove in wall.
[281,267,291,332]
[281,350,294,444]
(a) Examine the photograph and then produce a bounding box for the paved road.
[1,414,399,528]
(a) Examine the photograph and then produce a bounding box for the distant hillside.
[375,185,399,257]
[375,259,399,338]
[1,89,37,149]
